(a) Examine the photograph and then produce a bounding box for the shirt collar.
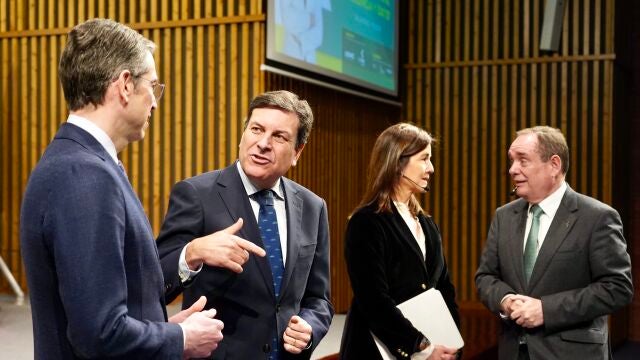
[235,161,284,200]
[67,114,119,165]
[529,181,567,218]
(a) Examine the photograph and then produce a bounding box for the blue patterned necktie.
[254,189,284,360]
[523,205,544,283]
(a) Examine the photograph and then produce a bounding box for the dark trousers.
[518,344,530,360]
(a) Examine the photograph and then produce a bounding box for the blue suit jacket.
[20,123,183,359]
[157,163,334,359]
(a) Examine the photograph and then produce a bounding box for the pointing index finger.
[236,238,266,257]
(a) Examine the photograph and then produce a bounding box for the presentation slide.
[268,0,398,96]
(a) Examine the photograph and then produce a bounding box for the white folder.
[372,288,464,359]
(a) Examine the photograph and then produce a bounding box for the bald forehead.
[508,134,539,158]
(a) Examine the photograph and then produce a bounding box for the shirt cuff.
[179,244,203,283]
[411,344,435,360]
[499,293,515,319]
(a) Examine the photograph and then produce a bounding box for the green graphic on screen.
[273,0,396,93]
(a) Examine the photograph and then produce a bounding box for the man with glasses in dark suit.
[21,18,223,359]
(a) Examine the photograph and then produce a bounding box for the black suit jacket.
[157,163,333,359]
[340,202,459,359]
[475,186,633,360]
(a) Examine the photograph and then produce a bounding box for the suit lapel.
[216,164,276,298]
[509,200,530,291]
[420,215,443,285]
[527,187,578,291]
[279,178,302,298]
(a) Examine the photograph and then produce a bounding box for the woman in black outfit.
[339,123,460,359]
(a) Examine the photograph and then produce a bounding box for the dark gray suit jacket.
[157,162,333,359]
[475,185,633,360]
[20,123,183,359]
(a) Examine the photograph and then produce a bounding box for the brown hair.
[516,126,570,174]
[356,123,434,216]
[59,18,155,111]
[244,90,314,148]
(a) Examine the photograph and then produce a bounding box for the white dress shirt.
[178,161,289,282]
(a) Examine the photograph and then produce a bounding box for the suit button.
[165,283,172,291]
[421,283,427,290]
[276,305,281,312]
[262,343,271,353]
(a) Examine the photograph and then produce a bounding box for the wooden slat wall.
[0,0,265,293]
[405,0,615,303]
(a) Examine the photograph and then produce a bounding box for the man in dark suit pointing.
[475,126,633,359]
[158,90,334,359]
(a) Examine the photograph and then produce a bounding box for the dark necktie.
[254,189,284,359]
[523,205,544,283]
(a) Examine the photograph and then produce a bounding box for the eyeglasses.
[136,76,165,101]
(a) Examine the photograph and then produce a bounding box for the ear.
[115,70,135,104]
[549,154,562,176]
[291,143,305,167]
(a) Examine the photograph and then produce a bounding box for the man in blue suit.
[20,18,223,359]
[157,90,334,359]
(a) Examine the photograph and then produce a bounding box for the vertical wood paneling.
[405,0,616,306]
[0,1,265,294]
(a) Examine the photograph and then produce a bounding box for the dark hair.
[58,18,155,111]
[356,123,434,216]
[517,126,570,174]
[244,90,313,148]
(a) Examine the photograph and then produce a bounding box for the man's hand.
[185,218,266,273]
[177,296,224,359]
[509,294,544,328]
[427,345,458,360]
[169,295,207,324]
[500,294,525,317]
[282,316,312,354]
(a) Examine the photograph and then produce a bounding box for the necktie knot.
[255,189,275,207]
[530,204,544,218]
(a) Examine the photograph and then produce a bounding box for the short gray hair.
[517,126,570,174]
[59,18,155,111]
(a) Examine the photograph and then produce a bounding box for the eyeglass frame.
[134,76,165,101]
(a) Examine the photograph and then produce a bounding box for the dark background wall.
[614,0,640,341]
